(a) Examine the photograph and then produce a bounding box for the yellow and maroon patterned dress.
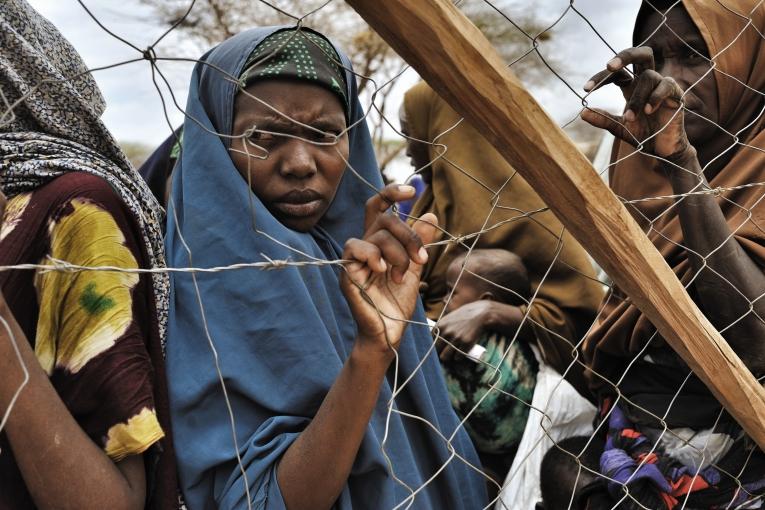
[0,173,165,508]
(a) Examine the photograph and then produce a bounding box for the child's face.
[230,79,349,232]
[443,258,488,314]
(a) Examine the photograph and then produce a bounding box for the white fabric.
[642,426,734,472]
[495,352,596,510]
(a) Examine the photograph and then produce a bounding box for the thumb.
[412,212,438,252]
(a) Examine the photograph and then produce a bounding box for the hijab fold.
[166,27,486,509]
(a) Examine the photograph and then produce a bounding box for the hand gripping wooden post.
[345,0,765,447]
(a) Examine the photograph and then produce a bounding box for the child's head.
[444,248,530,314]
[539,436,602,510]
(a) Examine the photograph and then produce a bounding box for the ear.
[480,291,495,301]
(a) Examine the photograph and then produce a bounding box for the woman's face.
[230,79,349,232]
[636,6,720,147]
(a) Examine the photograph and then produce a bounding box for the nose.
[280,140,318,180]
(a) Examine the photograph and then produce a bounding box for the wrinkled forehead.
[233,79,347,130]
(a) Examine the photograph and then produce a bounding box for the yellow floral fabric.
[105,406,165,460]
[31,195,164,461]
[0,174,164,470]
[35,198,140,374]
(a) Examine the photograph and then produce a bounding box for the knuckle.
[380,184,398,199]
[376,216,397,234]
[367,229,387,244]
[390,246,410,265]
[379,213,396,227]
[407,228,423,246]
[390,240,409,258]
[644,69,662,81]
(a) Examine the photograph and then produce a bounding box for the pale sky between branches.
[27,0,640,152]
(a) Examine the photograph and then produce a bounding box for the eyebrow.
[242,116,346,140]
[664,33,706,49]
[249,113,343,129]
[651,34,709,57]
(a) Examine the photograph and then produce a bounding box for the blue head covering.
[165,26,487,509]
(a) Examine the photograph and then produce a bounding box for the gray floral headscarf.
[0,0,169,342]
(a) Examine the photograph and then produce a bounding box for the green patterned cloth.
[443,332,538,454]
[240,28,348,117]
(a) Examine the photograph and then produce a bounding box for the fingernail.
[584,80,595,91]
[398,185,415,194]
[607,57,622,69]
[624,109,635,122]
[644,104,653,114]
[418,247,429,262]
[379,259,387,272]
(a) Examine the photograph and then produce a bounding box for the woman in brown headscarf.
[572,0,765,507]
[401,82,605,397]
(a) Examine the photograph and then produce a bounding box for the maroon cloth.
[0,173,178,509]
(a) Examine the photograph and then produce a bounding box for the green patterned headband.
[240,29,349,120]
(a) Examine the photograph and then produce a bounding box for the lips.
[273,189,325,218]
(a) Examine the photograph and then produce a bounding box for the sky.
[26,0,642,167]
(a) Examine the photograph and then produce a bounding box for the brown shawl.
[583,0,765,413]
[405,82,605,394]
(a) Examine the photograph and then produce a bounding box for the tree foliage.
[140,0,564,172]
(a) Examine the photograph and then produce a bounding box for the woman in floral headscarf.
[0,1,177,508]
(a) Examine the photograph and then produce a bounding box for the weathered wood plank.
[345,0,765,447]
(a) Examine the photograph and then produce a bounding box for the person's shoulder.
[42,172,118,200]
[34,173,130,216]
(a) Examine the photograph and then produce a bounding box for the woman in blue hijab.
[165,26,488,509]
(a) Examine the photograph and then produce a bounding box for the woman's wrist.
[663,145,700,174]
[350,339,395,372]
[664,145,706,195]
[666,143,697,164]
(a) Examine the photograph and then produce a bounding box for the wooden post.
[345,0,765,448]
